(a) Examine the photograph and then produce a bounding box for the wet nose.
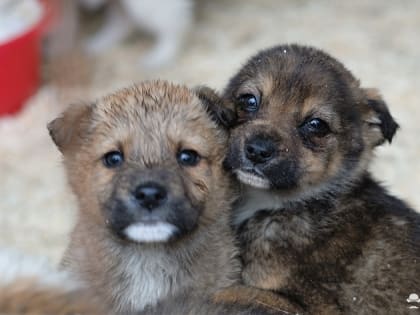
[134,183,167,210]
[245,137,275,164]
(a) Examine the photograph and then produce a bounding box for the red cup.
[0,5,45,116]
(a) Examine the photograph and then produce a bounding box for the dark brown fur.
[48,81,300,315]
[223,44,420,314]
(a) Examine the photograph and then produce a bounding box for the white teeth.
[235,170,271,189]
[124,222,178,243]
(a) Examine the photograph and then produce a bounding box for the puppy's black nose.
[134,183,167,210]
[245,138,275,164]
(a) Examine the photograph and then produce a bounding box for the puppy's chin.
[123,222,178,243]
[235,170,271,189]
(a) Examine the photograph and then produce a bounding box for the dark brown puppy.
[223,44,420,314]
[48,81,299,315]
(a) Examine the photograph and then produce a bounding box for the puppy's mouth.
[107,195,200,244]
[234,169,271,189]
[123,221,178,243]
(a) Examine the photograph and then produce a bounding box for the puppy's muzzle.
[106,169,192,243]
[245,136,276,165]
[134,183,167,211]
[119,180,177,243]
[230,130,299,190]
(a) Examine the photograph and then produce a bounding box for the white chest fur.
[108,248,184,313]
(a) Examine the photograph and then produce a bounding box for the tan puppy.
[0,247,102,314]
[48,81,303,315]
[48,81,240,313]
[223,45,420,314]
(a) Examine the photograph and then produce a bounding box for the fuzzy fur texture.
[223,44,420,314]
[48,81,242,313]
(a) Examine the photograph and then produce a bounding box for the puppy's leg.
[213,285,304,314]
[84,1,134,54]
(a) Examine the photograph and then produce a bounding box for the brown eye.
[103,151,124,168]
[238,94,260,113]
[300,118,331,137]
[177,149,200,167]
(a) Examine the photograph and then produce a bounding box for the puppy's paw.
[213,285,304,314]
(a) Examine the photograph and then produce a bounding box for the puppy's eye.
[300,118,331,137]
[238,94,260,113]
[103,151,124,168]
[177,149,201,167]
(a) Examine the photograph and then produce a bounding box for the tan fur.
[49,81,242,313]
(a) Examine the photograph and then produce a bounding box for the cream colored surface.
[0,0,419,263]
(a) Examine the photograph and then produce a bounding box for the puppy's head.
[223,45,398,200]
[48,81,231,244]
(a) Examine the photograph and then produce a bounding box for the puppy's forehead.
[96,81,198,119]
[89,81,219,156]
[233,45,361,116]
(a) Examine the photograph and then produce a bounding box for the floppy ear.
[362,88,399,146]
[47,103,92,153]
[194,86,237,129]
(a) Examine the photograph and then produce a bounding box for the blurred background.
[0,0,419,263]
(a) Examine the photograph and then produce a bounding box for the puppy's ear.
[47,103,92,153]
[194,86,237,129]
[362,88,399,146]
